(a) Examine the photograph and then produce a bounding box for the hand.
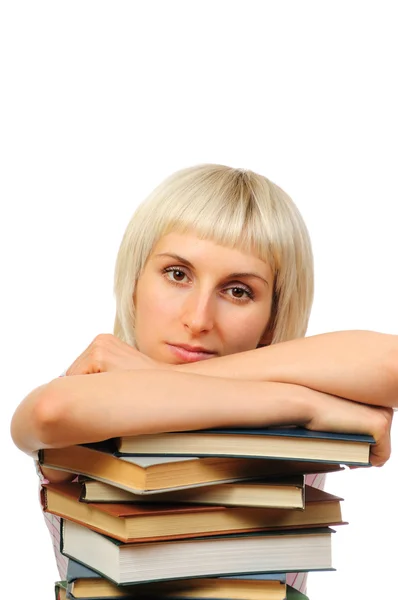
[66,333,165,376]
[359,405,393,467]
[306,390,393,467]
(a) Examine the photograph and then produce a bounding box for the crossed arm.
[11,330,397,471]
[176,330,398,408]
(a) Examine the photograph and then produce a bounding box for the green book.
[54,580,67,600]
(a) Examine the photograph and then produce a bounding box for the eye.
[163,266,190,284]
[224,285,255,302]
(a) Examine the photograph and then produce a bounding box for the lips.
[166,343,218,363]
[174,343,214,353]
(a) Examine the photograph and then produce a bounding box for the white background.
[1,2,397,599]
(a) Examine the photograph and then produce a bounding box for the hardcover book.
[114,426,374,465]
[54,580,67,600]
[42,482,345,543]
[77,474,307,508]
[60,518,335,585]
[39,443,345,495]
[66,558,306,599]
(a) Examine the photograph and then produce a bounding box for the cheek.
[223,305,272,353]
[136,280,179,330]
[221,318,263,353]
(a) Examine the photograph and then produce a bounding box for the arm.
[64,331,398,408]
[11,371,310,454]
[11,368,392,466]
[175,331,398,408]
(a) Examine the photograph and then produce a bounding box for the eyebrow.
[154,252,270,287]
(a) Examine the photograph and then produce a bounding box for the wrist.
[277,383,316,427]
[240,381,316,429]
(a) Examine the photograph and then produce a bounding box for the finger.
[66,357,86,376]
[66,348,93,376]
[369,436,391,467]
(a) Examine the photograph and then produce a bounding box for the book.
[42,482,345,543]
[38,443,345,495]
[114,426,374,465]
[54,580,67,600]
[66,583,309,600]
[66,558,307,599]
[61,518,334,585]
[78,474,307,508]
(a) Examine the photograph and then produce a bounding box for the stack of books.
[43,426,374,599]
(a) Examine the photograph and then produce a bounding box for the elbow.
[32,383,67,445]
[10,380,68,453]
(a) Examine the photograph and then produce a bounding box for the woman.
[11,164,396,592]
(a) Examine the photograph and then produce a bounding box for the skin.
[133,232,275,362]
[10,233,395,482]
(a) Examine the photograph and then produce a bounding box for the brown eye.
[163,267,189,284]
[224,285,254,302]
[172,270,186,281]
[232,287,245,298]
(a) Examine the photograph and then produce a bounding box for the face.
[134,232,274,364]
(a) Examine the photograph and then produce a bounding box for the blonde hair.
[113,164,314,346]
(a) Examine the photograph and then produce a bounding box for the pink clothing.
[36,461,69,579]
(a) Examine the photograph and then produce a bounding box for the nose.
[181,288,215,334]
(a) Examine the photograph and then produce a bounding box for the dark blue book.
[114,426,374,466]
[66,558,290,599]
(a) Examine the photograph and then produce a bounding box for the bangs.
[151,179,281,275]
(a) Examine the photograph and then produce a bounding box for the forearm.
[11,370,314,455]
[175,331,398,408]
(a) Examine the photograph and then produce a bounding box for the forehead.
[150,232,272,277]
